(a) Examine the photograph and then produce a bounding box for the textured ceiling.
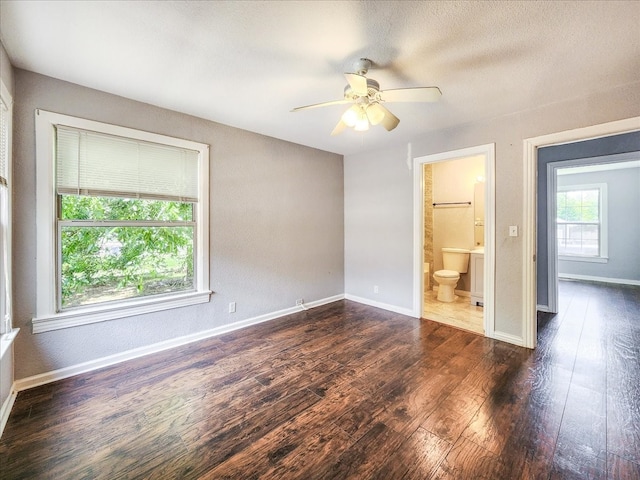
[1,0,639,156]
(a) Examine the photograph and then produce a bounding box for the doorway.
[523,116,640,349]
[413,144,496,338]
[545,153,640,315]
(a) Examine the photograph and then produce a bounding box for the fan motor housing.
[344,79,380,100]
[354,58,372,75]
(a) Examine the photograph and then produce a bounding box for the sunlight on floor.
[423,289,484,335]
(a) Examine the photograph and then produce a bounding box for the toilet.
[433,248,470,302]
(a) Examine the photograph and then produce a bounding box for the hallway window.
[556,184,607,259]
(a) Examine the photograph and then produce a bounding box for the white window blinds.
[56,126,199,202]
[0,96,8,187]
[0,86,11,335]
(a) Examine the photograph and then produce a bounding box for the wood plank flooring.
[1,280,639,479]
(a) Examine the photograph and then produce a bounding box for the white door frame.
[523,116,640,349]
[413,144,496,339]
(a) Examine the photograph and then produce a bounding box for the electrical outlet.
[509,225,518,237]
[229,302,236,313]
[374,285,379,294]
[296,298,304,306]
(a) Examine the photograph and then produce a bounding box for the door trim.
[413,144,496,339]
[545,161,559,315]
[523,116,640,349]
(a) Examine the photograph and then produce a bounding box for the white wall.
[12,69,344,380]
[558,165,640,283]
[344,81,640,341]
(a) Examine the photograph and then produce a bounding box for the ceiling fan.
[291,58,442,135]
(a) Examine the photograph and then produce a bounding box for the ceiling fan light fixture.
[354,116,369,131]
[292,57,441,136]
[342,105,370,131]
[341,106,360,127]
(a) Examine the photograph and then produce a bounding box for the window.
[556,183,607,261]
[0,80,12,336]
[34,111,210,333]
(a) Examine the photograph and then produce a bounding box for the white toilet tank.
[442,248,470,273]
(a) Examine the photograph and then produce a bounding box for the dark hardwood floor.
[1,280,639,479]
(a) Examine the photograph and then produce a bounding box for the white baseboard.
[559,273,640,286]
[0,388,17,438]
[490,331,525,347]
[13,294,344,393]
[344,294,418,318]
[537,304,552,313]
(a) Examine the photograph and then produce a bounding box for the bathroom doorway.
[413,144,495,338]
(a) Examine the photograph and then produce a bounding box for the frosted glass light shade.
[354,116,369,131]
[341,106,359,127]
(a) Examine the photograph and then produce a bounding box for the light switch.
[509,225,518,237]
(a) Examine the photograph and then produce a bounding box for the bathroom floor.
[423,289,484,335]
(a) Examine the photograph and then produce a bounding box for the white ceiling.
[1,0,639,156]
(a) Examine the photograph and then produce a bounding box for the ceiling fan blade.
[291,99,351,112]
[380,86,442,103]
[379,106,400,131]
[331,119,348,136]
[365,103,386,125]
[344,73,368,96]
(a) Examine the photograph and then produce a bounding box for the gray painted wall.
[12,69,344,380]
[344,81,640,340]
[557,166,640,281]
[344,144,415,308]
[536,132,640,307]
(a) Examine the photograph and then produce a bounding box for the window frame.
[556,183,608,263]
[0,79,13,337]
[33,110,211,333]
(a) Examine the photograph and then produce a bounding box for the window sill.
[1,328,20,361]
[559,255,608,264]
[32,291,212,334]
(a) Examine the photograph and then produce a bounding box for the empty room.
[0,1,639,479]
